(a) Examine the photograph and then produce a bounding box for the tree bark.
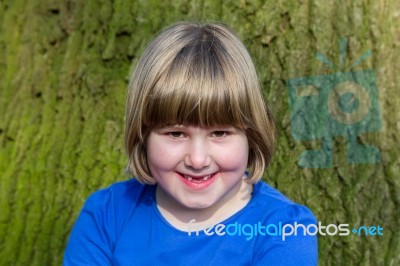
[0,0,398,265]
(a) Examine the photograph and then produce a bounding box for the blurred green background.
[0,0,399,265]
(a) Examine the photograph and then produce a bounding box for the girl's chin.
[176,196,216,210]
[175,193,221,211]
[181,202,214,210]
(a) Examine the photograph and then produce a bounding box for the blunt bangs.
[143,36,249,130]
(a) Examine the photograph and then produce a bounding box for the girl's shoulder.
[251,181,295,206]
[246,181,317,224]
[90,178,149,198]
[89,178,148,197]
[82,179,154,217]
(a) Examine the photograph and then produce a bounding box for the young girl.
[63,21,318,265]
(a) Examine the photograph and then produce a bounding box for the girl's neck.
[155,180,253,232]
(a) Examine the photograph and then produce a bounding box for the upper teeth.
[184,174,212,181]
[203,175,211,180]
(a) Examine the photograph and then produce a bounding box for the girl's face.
[147,125,249,213]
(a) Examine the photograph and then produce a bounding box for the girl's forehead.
[143,87,248,129]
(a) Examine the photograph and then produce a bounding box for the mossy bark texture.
[0,0,399,265]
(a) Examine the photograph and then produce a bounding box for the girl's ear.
[243,170,250,179]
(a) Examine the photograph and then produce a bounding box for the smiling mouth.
[181,173,216,183]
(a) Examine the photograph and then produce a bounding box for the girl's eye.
[212,131,227,138]
[169,131,185,138]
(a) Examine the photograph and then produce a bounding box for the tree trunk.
[0,0,398,265]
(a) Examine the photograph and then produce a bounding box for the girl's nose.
[184,140,211,169]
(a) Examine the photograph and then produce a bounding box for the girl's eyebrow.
[158,124,239,131]
[159,124,185,130]
[206,125,237,131]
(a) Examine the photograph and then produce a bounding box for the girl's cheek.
[156,142,186,161]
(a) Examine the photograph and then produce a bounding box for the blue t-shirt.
[63,179,318,265]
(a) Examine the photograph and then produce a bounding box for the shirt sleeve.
[63,189,116,266]
[253,204,318,266]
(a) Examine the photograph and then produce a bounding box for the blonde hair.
[125,21,276,184]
